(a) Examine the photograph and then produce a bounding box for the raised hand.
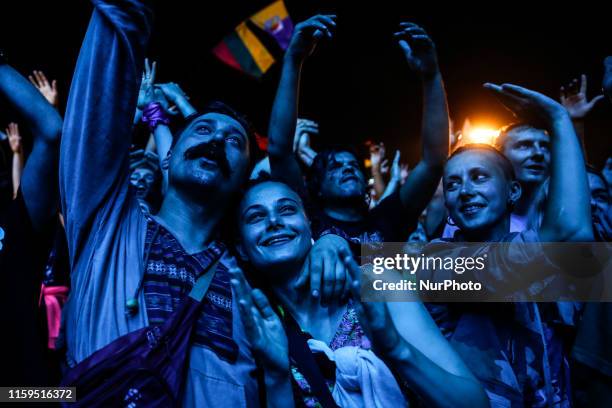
[390,150,402,183]
[28,70,59,107]
[229,268,289,374]
[484,82,569,128]
[286,15,336,62]
[394,23,439,79]
[560,74,604,119]
[157,82,187,104]
[340,248,405,358]
[157,82,195,116]
[369,142,386,172]
[400,163,410,185]
[293,118,318,152]
[6,122,22,153]
[137,58,169,110]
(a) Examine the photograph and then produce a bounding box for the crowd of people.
[0,1,611,407]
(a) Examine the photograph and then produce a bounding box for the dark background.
[1,1,610,170]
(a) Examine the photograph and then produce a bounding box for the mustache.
[183,141,232,177]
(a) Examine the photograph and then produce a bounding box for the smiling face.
[168,112,251,200]
[499,127,550,186]
[238,181,312,279]
[130,167,156,199]
[319,151,367,203]
[444,149,521,240]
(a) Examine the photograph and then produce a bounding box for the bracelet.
[141,102,170,131]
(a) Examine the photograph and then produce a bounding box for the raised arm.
[342,251,488,408]
[267,15,336,190]
[294,118,318,168]
[6,123,24,199]
[158,82,196,118]
[559,74,604,157]
[0,65,63,229]
[485,83,593,242]
[393,23,449,220]
[378,150,402,202]
[60,0,152,259]
[137,60,176,193]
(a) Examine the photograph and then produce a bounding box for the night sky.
[1,1,610,169]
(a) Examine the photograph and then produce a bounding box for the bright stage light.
[462,127,500,146]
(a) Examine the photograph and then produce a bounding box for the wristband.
[141,102,170,131]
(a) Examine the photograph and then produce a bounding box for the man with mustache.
[59,1,350,405]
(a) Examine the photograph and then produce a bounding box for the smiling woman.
[232,177,489,408]
[443,144,521,242]
[237,179,313,279]
[425,82,594,407]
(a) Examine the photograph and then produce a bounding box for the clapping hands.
[229,268,289,375]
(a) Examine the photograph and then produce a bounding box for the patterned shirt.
[425,230,572,407]
[289,302,371,408]
[142,218,238,363]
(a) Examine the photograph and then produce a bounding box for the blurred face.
[319,151,367,202]
[239,182,312,278]
[501,128,550,186]
[588,172,610,216]
[168,112,250,200]
[444,150,520,239]
[130,167,156,199]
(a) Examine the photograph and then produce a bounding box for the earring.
[447,216,456,226]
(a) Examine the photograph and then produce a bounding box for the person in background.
[6,122,24,199]
[129,147,162,212]
[0,57,63,386]
[426,81,592,407]
[571,59,612,407]
[586,165,611,241]
[267,16,449,250]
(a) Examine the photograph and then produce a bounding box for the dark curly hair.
[306,145,366,199]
